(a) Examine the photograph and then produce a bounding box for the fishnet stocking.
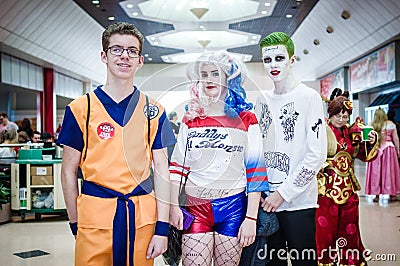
[214,233,242,266]
[182,232,242,266]
[182,232,214,266]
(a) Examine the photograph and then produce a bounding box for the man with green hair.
[242,32,327,265]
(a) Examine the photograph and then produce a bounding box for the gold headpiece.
[343,100,353,111]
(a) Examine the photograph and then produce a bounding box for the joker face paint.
[261,45,293,82]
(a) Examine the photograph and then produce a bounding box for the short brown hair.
[327,96,352,118]
[102,22,144,52]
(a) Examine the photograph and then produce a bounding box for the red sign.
[320,68,344,99]
[350,43,395,91]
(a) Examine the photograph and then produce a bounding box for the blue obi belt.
[81,178,153,266]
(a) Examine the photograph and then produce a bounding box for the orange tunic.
[68,91,164,265]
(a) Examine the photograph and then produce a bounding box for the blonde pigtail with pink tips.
[183,81,205,121]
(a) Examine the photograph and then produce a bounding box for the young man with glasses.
[57,22,176,266]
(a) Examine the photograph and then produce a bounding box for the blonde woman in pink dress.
[365,108,400,205]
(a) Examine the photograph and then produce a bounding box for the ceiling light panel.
[118,0,276,64]
[149,30,251,49]
[162,52,253,64]
[161,52,204,64]
[120,0,275,22]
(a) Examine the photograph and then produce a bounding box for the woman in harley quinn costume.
[316,89,379,266]
[169,51,269,266]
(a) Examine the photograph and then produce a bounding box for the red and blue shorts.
[184,191,247,237]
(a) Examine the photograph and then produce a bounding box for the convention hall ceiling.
[73,0,318,63]
[1,0,399,83]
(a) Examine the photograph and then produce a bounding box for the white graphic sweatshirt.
[255,83,327,211]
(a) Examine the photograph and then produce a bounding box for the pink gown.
[365,122,400,196]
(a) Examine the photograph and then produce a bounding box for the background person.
[316,89,378,265]
[252,32,327,266]
[168,111,180,136]
[387,109,400,166]
[18,117,34,139]
[167,111,180,161]
[31,131,41,143]
[0,130,18,164]
[365,108,400,205]
[169,50,269,266]
[0,112,18,134]
[41,132,54,143]
[17,131,30,143]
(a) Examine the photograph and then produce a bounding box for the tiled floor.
[0,162,399,266]
[0,213,167,266]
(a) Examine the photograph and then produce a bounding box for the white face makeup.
[199,63,228,101]
[261,45,293,82]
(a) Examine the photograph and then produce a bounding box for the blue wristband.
[154,221,169,236]
[69,222,78,235]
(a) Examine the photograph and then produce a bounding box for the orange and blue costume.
[57,87,176,266]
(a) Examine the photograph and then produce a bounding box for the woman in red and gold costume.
[316,89,379,266]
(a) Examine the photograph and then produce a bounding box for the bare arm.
[61,145,81,223]
[238,191,261,247]
[246,192,261,221]
[152,147,171,223]
[393,126,400,157]
[147,147,170,259]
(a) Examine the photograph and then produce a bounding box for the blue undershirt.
[57,86,176,152]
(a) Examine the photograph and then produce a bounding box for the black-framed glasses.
[105,45,141,58]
